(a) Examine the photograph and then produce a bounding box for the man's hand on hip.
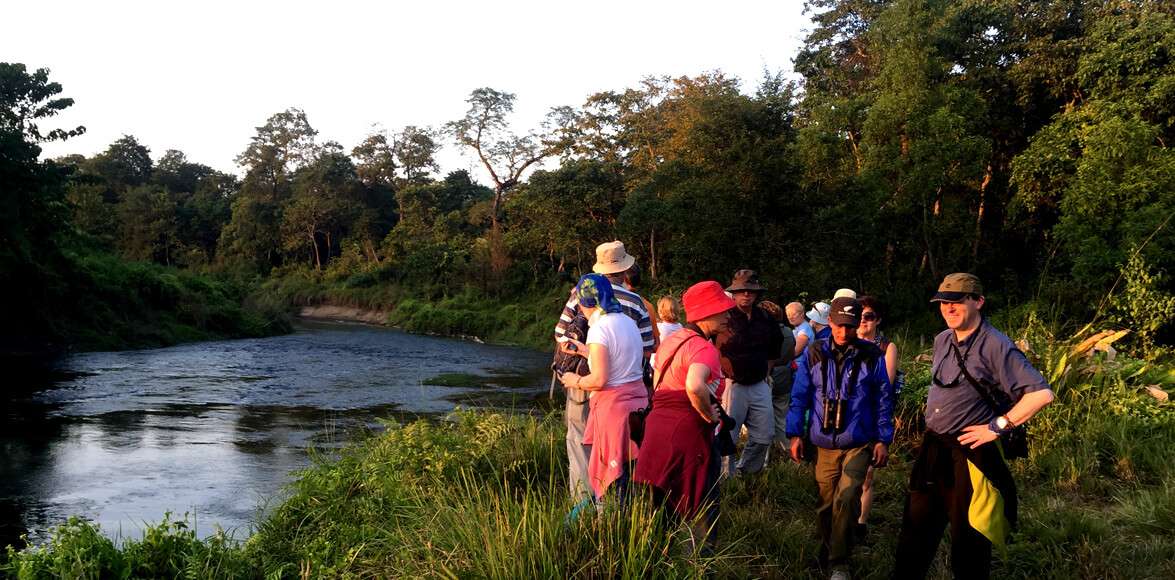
[958,424,1000,449]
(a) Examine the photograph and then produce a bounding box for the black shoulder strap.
[950,341,1011,414]
[807,340,826,367]
[653,332,703,392]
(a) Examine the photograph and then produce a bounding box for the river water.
[0,321,552,547]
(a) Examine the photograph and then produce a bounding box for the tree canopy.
[2,0,1173,351]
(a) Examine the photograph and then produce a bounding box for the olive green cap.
[930,273,983,303]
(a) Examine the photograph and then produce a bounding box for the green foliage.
[0,63,85,143]
[505,159,626,274]
[386,289,557,348]
[52,250,290,351]
[0,63,82,353]
[87,135,152,191]
[391,125,440,186]
[115,185,178,264]
[3,514,250,580]
[4,518,129,580]
[1012,7,1175,295]
[241,410,738,578]
[1111,252,1175,358]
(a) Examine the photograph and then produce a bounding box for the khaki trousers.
[566,389,591,501]
[814,444,872,566]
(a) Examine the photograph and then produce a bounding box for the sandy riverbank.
[298,304,391,325]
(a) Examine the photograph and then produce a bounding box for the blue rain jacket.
[786,338,895,449]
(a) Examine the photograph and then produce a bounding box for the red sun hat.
[682,281,737,323]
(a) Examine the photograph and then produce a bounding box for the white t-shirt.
[586,310,645,387]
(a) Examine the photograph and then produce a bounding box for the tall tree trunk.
[971,165,992,269]
[922,186,942,281]
[364,238,379,263]
[488,220,509,281]
[885,241,895,287]
[491,187,503,232]
[848,131,864,174]
[310,230,321,270]
[649,229,657,281]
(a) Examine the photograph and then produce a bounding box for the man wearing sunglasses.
[893,273,1055,580]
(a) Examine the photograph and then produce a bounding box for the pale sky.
[4,0,811,180]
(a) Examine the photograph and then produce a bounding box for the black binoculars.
[821,398,849,434]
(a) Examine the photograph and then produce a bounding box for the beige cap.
[833,288,857,300]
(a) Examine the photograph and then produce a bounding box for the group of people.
[552,241,1055,580]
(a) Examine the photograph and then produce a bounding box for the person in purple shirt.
[893,273,1055,580]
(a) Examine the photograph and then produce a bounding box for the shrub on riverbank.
[2,514,250,579]
[56,251,291,352]
[4,323,1173,579]
[256,267,564,349]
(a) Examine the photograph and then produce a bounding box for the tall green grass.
[4,323,1173,579]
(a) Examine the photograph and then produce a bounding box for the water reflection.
[1,321,550,545]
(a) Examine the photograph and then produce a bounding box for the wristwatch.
[988,415,1013,434]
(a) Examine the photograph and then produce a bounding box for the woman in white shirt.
[558,274,648,501]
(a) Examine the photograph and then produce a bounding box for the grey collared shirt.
[925,320,1049,434]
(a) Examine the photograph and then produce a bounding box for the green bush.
[3,514,249,580]
[45,250,290,351]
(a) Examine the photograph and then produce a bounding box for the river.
[0,320,552,547]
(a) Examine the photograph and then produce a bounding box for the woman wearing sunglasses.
[853,295,900,541]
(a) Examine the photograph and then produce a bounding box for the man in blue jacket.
[787,296,894,580]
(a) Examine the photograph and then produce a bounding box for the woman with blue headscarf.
[558,273,648,502]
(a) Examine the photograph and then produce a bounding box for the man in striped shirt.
[555,241,654,500]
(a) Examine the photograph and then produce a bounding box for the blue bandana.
[576,274,622,314]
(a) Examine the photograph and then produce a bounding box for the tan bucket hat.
[592,240,636,275]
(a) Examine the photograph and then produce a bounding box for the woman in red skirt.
[633,281,735,550]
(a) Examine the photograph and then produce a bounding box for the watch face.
[996,416,1009,429]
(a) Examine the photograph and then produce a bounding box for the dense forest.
[2,0,1173,362]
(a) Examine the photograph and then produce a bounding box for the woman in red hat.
[633,281,735,551]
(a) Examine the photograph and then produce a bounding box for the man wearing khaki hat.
[554,241,654,501]
[893,273,1055,580]
[716,269,784,476]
